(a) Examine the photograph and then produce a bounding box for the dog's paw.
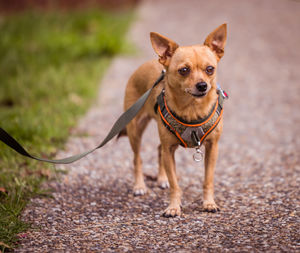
[158,180,169,189]
[157,175,169,189]
[133,185,147,196]
[203,202,220,213]
[162,205,181,217]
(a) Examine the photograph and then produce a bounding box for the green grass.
[0,8,133,251]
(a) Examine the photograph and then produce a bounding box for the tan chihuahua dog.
[123,24,227,217]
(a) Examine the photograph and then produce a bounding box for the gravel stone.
[16,0,299,252]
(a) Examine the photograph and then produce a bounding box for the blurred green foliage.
[0,8,133,250]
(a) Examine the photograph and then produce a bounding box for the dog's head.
[150,24,227,99]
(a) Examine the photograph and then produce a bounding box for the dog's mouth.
[191,92,207,98]
[185,89,207,98]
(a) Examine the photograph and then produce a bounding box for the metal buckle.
[217,83,228,99]
[221,89,229,99]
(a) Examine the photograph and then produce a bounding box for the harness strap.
[200,109,223,144]
[158,103,188,147]
[163,94,220,127]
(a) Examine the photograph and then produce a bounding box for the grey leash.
[0,70,166,164]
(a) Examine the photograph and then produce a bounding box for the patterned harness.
[155,87,227,148]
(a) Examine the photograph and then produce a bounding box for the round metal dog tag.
[193,147,203,162]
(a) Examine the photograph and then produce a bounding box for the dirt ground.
[17,0,299,252]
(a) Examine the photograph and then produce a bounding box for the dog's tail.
[117,128,127,139]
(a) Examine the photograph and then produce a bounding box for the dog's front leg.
[161,144,182,217]
[203,140,220,212]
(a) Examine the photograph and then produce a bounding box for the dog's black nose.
[196,82,207,92]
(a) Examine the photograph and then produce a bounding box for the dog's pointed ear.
[204,23,227,61]
[150,32,179,66]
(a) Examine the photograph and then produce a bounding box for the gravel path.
[18,0,300,251]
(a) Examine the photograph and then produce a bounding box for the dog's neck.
[164,81,218,122]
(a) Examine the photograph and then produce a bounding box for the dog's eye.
[178,67,190,76]
[205,66,215,75]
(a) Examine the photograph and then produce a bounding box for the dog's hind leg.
[127,114,151,196]
[157,144,169,189]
